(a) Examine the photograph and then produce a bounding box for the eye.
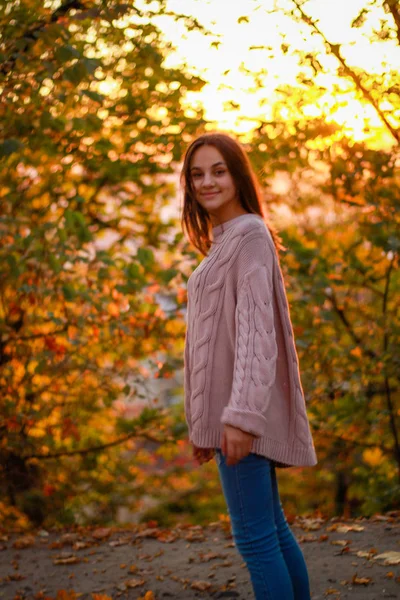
[215,170,225,176]
[191,172,202,179]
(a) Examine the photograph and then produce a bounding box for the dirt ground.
[0,513,399,600]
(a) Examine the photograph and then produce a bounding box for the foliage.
[0,0,206,528]
[1,0,399,528]
[244,0,400,516]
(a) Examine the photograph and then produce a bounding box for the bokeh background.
[1,0,399,531]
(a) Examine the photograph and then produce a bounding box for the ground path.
[1,513,399,599]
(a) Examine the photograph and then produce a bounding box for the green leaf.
[96,251,116,266]
[6,253,21,276]
[55,44,81,62]
[49,254,62,274]
[63,61,88,85]
[159,268,179,283]
[137,247,154,269]
[62,284,76,300]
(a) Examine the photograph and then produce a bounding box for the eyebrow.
[190,161,226,171]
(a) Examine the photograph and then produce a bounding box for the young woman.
[181,132,318,600]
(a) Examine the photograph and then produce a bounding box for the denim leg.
[215,449,294,600]
[270,466,311,599]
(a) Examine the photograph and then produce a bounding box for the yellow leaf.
[362,447,384,467]
[10,359,25,382]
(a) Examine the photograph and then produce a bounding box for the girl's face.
[190,145,244,225]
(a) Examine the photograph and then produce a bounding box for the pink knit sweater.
[184,213,317,468]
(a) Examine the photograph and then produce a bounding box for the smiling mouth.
[202,191,219,197]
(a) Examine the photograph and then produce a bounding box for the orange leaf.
[56,592,80,600]
[107,302,120,317]
[352,573,372,585]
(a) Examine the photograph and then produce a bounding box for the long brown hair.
[180,132,285,256]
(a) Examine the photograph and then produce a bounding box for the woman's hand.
[221,424,256,466]
[192,444,215,465]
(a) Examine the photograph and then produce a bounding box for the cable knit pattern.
[184,213,317,468]
[221,265,278,437]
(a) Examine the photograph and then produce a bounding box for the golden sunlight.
[148,0,399,148]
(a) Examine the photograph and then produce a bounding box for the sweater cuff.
[221,406,266,437]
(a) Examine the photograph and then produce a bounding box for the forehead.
[190,145,225,168]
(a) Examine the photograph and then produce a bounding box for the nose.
[202,171,215,187]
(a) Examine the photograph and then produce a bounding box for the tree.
[0,0,206,527]
[242,0,400,515]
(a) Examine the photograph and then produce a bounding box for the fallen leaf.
[191,580,212,591]
[135,528,160,539]
[73,542,91,550]
[157,531,178,543]
[331,540,351,546]
[336,524,364,533]
[352,573,372,585]
[324,588,340,595]
[326,523,364,533]
[125,578,146,588]
[56,592,80,600]
[199,552,225,562]
[5,574,25,581]
[92,528,112,540]
[372,551,400,565]
[13,535,35,549]
[185,531,206,542]
[297,534,318,542]
[299,517,324,531]
[53,556,81,565]
[109,538,130,547]
[355,551,372,558]
[60,534,80,545]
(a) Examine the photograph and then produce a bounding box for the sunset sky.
[148,0,398,147]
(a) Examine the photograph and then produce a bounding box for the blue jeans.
[215,449,311,600]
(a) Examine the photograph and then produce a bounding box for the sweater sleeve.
[183,329,193,440]
[220,264,278,437]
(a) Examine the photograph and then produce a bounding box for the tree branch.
[23,428,173,460]
[324,289,378,360]
[291,0,400,144]
[0,1,93,76]
[384,0,400,45]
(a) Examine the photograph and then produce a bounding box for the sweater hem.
[190,427,317,468]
